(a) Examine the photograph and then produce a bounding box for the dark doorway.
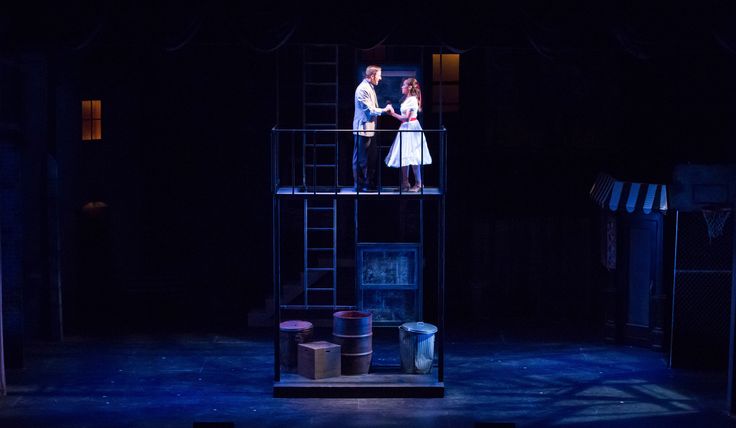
[623,216,661,346]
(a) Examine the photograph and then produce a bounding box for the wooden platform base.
[273,370,444,398]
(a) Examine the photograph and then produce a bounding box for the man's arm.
[356,86,386,118]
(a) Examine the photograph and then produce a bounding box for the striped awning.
[590,173,668,214]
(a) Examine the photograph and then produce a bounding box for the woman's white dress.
[385,96,432,167]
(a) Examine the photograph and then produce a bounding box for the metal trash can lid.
[280,320,313,332]
[399,321,437,334]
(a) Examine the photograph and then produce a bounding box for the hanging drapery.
[20,1,111,51]
[341,16,396,51]
[521,3,610,61]
[426,6,488,53]
[157,4,204,53]
[712,0,736,55]
[228,5,298,53]
[4,3,736,55]
[231,19,297,53]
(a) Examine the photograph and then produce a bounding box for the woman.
[384,78,432,192]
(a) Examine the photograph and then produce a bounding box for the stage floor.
[0,326,732,427]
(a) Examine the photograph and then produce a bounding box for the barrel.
[332,311,372,375]
[279,320,313,373]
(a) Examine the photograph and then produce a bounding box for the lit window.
[82,100,102,141]
[432,54,459,112]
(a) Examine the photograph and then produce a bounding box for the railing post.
[377,130,381,194]
[335,129,339,194]
[272,128,282,194]
[291,131,296,195]
[312,130,317,195]
[420,128,424,195]
[398,130,403,194]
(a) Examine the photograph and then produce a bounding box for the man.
[353,65,392,191]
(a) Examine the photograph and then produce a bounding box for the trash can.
[399,322,438,374]
[279,320,314,373]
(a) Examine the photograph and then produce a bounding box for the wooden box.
[298,341,341,379]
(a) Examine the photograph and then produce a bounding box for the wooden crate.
[298,341,341,379]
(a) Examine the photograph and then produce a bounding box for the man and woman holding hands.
[352,65,431,192]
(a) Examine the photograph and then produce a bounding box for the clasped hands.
[383,104,394,114]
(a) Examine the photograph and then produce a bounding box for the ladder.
[301,44,339,191]
[303,199,338,308]
[301,45,341,309]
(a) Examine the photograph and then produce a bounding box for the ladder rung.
[304,164,337,168]
[307,247,335,251]
[305,267,335,271]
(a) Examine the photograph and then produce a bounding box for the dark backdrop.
[4,3,736,336]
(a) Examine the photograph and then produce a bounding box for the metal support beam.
[273,198,281,382]
[0,214,6,396]
[728,203,736,413]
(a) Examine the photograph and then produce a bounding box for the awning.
[590,173,668,214]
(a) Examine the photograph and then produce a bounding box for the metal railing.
[271,127,447,196]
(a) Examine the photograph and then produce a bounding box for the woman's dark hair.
[403,78,422,111]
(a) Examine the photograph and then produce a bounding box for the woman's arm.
[389,109,409,122]
[389,105,412,122]
[390,97,418,122]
